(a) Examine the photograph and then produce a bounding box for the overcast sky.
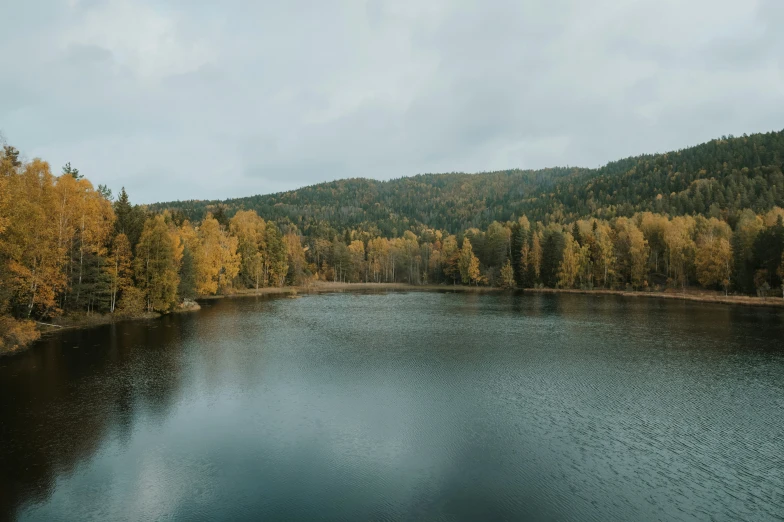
[1,0,783,203]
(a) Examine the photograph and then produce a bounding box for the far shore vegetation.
[2,131,784,353]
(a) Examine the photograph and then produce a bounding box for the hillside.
[152,130,784,235]
[4,128,784,354]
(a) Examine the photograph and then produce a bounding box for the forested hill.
[154,167,590,237]
[152,130,784,235]
[3,128,784,352]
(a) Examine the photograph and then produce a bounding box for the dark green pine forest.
[152,130,784,235]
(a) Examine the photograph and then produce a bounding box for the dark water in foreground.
[1,292,783,521]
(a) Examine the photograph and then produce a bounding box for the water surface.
[1,292,783,521]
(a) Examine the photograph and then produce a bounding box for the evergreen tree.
[113,188,145,250]
[62,162,82,180]
[572,222,582,247]
[753,216,784,288]
[2,145,21,167]
[212,205,230,227]
[541,230,565,288]
[510,221,528,287]
[178,246,197,299]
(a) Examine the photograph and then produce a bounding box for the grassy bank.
[225,282,784,309]
[39,300,202,333]
[524,287,784,308]
[0,312,161,357]
[225,282,504,297]
[32,311,162,334]
[0,301,203,357]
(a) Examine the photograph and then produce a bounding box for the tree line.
[297,210,784,296]
[0,146,304,352]
[3,132,784,352]
[151,130,784,235]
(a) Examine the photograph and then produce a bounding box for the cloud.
[0,0,782,203]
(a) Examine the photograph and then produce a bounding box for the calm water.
[1,291,783,521]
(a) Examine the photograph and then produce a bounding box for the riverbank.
[0,312,160,357]
[224,282,505,297]
[524,287,784,308]
[0,300,203,356]
[223,282,784,309]
[40,299,202,333]
[43,299,201,333]
[43,311,161,331]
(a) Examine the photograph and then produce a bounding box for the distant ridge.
[151,130,784,235]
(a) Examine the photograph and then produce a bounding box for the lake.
[1,291,783,521]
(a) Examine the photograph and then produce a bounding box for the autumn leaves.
[0,153,299,352]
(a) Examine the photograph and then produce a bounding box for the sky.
[1,0,783,204]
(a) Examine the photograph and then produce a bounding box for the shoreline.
[523,287,784,309]
[216,282,784,309]
[0,300,204,357]
[8,283,782,355]
[223,282,504,297]
[23,301,202,344]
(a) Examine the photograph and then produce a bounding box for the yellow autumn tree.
[458,238,480,285]
[347,239,366,283]
[695,236,732,294]
[695,219,733,294]
[229,210,267,289]
[664,216,696,290]
[2,160,64,317]
[195,218,220,295]
[528,230,543,283]
[0,153,42,351]
[218,226,240,293]
[763,207,784,227]
[367,237,389,282]
[591,221,615,288]
[639,212,669,274]
[134,215,180,312]
[105,233,133,312]
[177,220,205,292]
[52,173,82,281]
[557,232,580,288]
[499,259,515,288]
[614,218,649,289]
[61,175,114,310]
[441,235,459,284]
[264,224,288,287]
[198,214,239,295]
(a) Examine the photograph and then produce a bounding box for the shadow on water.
[0,291,782,521]
[0,314,189,519]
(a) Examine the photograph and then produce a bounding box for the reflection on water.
[1,292,783,521]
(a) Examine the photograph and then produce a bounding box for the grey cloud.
[0,0,782,203]
[63,43,114,65]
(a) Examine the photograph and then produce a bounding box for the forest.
[2,130,784,352]
[153,130,784,233]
